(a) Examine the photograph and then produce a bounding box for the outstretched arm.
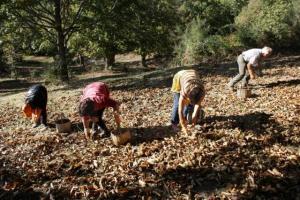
[178,95,188,134]
[82,117,91,140]
[113,103,121,128]
[191,96,204,126]
[247,63,256,79]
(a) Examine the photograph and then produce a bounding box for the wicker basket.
[237,87,251,99]
[111,128,132,146]
[55,118,71,133]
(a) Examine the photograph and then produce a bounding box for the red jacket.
[80,82,117,110]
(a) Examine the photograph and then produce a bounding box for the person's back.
[228,46,272,90]
[170,69,205,134]
[178,70,202,100]
[25,84,47,109]
[80,82,114,110]
[242,48,262,66]
[79,82,121,140]
[23,84,48,128]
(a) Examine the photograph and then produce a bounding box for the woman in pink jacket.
[79,82,121,140]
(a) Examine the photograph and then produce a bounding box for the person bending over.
[228,46,272,90]
[22,84,48,129]
[171,70,205,134]
[79,82,121,140]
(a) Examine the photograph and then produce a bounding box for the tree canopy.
[0,0,299,80]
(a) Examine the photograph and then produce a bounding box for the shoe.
[226,85,235,92]
[99,129,110,138]
[32,123,41,128]
[92,123,98,132]
[99,131,110,138]
[40,124,48,131]
[171,124,180,132]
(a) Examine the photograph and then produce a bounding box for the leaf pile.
[0,65,299,199]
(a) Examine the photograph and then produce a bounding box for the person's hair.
[189,86,205,105]
[262,46,272,55]
[79,99,96,116]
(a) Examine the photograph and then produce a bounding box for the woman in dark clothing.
[22,84,48,128]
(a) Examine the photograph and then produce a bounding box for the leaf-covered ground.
[0,60,299,199]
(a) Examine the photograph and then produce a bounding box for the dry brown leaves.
[0,65,299,199]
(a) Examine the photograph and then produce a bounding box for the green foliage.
[179,0,247,35]
[30,69,41,79]
[2,0,91,81]
[37,40,56,56]
[85,0,137,59]
[0,43,7,73]
[42,65,59,84]
[235,0,299,48]
[1,0,300,76]
[131,0,178,58]
[175,17,244,65]
[74,0,178,68]
[174,0,248,64]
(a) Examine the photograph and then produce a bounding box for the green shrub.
[175,18,237,65]
[42,65,59,83]
[0,43,7,73]
[235,0,299,48]
[37,40,56,56]
[30,69,41,79]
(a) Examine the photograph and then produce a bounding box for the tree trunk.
[54,0,69,82]
[105,52,115,70]
[79,54,86,69]
[141,53,147,68]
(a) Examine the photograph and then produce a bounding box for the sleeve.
[22,104,32,118]
[171,73,181,93]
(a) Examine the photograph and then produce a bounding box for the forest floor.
[0,55,299,199]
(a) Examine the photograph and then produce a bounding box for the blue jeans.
[171,93,194,125]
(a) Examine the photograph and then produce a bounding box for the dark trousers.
[171,93,194,125]
[93,108,109,133]
[40,107,47,125]
[228,54,250,87]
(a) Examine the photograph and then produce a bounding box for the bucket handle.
[55,113,68,121]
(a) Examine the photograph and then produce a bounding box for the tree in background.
[0,41,7,74]
[4,0,89,82]
[175,0,248,64]
[0,2,7,74]
[83,0,137,70]
[131,0,178,67]
[235,0,299,49]
[81,0,178,69]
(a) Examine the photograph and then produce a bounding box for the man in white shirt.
[228,46,272,90]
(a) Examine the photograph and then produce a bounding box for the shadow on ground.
[130,125,176,145]
[259,79,300,88]
[202,111,284,135]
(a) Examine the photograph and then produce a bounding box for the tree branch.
[37,1,55,19]
[64,0,87,37]
[25,6,56,26]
